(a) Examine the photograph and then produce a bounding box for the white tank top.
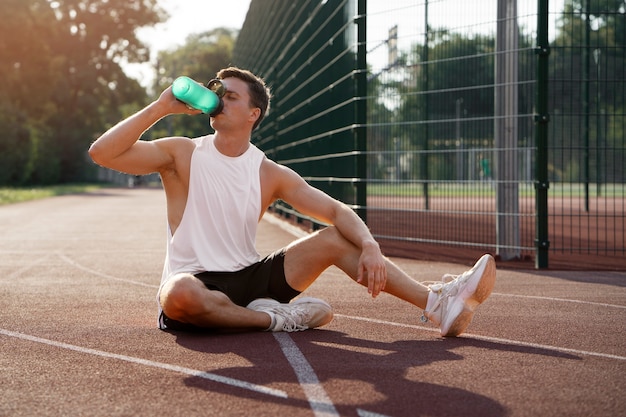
[160,135,265,285]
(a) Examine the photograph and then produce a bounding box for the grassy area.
[0,184,105,206]
[367,182,533,197]
[367,182,624,198]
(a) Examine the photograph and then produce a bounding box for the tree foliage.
[373,1,624,182]
[0,0,165,185]
[549,0,625,181]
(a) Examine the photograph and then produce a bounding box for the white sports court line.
[56,250,385,416]
[9,217,622,416]
[274,333,339,417]
[0,328,287,399]
[262,212,310,238]
[3,253,54,281]
[334,314,626,361]
[357,410,392,417]
[265,214,626,310]
[58,253,159,289]
[492,292,626,310]
[1,327,389,417]
[274,332,392,417]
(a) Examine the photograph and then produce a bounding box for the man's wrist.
[362,239,380,251]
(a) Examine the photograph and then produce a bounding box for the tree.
[0,0,165,185]
[383,31,499,181]
[550,0,626,182]
[552,0,625,112]
[0,0,59,184]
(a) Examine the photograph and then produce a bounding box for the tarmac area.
[0,188,624,417]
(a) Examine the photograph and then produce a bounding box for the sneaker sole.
[442,254,496,337]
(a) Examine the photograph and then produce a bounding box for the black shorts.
[160,249,300,332]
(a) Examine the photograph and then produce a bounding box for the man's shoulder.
[190,134,214,146]
[154,135,197,147]
[260,157,285,174]
[153,136,196,160]
[260,158,304,186]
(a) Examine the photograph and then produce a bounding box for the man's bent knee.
[286,226,358,264]
[159,273,211,322]
[316,226,358,254]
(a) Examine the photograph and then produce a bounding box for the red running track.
[0,188,624,416]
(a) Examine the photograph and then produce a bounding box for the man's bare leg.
[282,226,430,308]
[159,274,272,330]
[160,226,495,335]
[281,225,496,337]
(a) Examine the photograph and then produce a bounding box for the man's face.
[210,77,258,131]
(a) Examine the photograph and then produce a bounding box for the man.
[89,67,496,336]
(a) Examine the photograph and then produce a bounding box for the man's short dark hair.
[216,67,271,131]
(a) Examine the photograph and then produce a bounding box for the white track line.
[0,328,287,399]
[263,215,625,310]
[2,254,53,281]
[57,253,159,289]
[262,213,309,238]
[334,314,626,361]
[273,333,339,417]
[357,410,391,417]
[492,292,626,309]
[50,252,626,312]
[465,333,626,361]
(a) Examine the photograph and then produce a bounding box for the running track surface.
[1,188,624,417]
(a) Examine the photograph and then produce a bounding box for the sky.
[124,0,252,87]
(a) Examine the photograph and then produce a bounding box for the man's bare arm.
[269,162,387,296]
[88,87,200,175]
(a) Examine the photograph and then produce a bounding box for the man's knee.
[159,274,209,321]
[317,226,356,252]
[288,225,358,265]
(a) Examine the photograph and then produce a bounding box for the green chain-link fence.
[233,0,625,269]
[234,0,366,227]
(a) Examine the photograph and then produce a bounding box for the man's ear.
[249,107,261,124]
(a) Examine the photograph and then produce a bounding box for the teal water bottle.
[171,76,223,116]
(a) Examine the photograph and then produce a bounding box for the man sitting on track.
[89,66,496,337]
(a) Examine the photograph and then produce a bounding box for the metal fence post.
[356,0,367,223]
[534,0,550,268]
[495,0,521,260]
[583,0,591,211]
[422,0,430,210]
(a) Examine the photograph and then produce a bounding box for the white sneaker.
[422,254,496,337]
[246,297,334,332]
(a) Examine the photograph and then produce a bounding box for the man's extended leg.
[281,226,431,308]
[279,225,496,336]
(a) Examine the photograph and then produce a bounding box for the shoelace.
[423,273,458,289]
[420,273,461,323]
[272,304,309,332]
